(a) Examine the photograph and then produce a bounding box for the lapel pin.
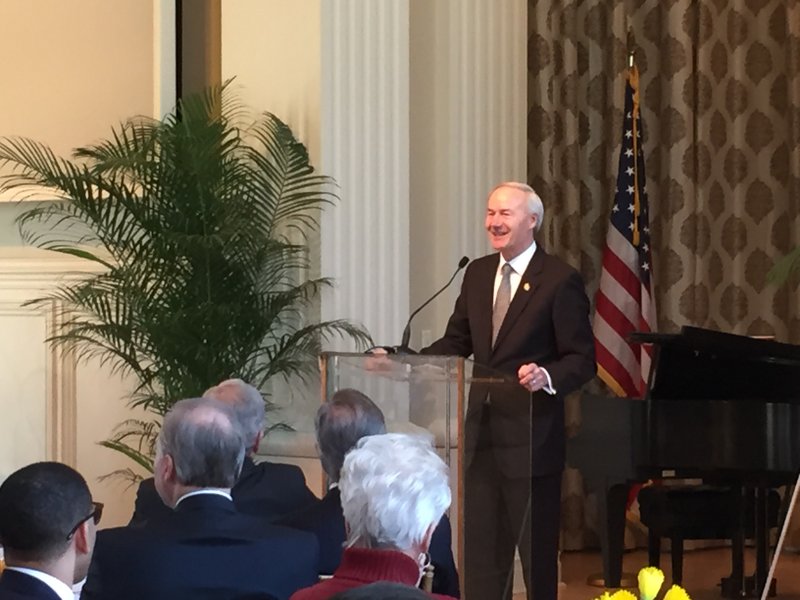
[523,282,530,291]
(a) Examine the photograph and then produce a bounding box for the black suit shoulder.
[128,458,317,527]
[85,495,319,600]
[0,570,62,600]
[234,460,317,518]
[277,490,346,575]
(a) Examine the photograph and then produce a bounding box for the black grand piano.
[568,326,800,597]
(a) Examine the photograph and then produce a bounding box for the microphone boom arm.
[398,256,469,352]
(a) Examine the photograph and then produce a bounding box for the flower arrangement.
[595,567,690,600]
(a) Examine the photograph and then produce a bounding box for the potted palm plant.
[0,85,370,478]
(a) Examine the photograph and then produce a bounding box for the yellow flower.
[638,567,665,600]
[663,584,691,600]
[594,592,614,600]
[609,590,637,600]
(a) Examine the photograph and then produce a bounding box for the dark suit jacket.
[129,456,317,526]
[82,493,320,600]
[423,248,596,477]
[278,488,460,598]
[0,570,62,600]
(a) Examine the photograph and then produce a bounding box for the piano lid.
[630,326,800,403]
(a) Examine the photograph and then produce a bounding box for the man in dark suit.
[82,397,319,600]
[0,462,100,600]
[422,182,596,600]
[278,389,460,598]
[129,378,317,526]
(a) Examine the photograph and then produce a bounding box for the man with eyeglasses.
[81,397,319,600]
[0,462,100,600]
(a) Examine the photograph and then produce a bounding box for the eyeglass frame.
[66,501,103,540]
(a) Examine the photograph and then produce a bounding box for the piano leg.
[754,486,776,598]
[720,486,777,599]
[597,483,629,588]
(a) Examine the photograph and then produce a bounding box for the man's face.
[485,186,536,260]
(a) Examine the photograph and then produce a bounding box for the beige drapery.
[529,0,800,550]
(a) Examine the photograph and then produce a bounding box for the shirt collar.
[498,240,537,275]
[175,488,233,507]
[4,567,75,600]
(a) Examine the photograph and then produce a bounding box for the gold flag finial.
[627,28,636,68]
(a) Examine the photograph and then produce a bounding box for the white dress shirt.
[493,240,555,394]
[493,240,537,305]
[174,488,233,507]
[4,567,74,600]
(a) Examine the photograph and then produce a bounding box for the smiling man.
[421,182,596,600]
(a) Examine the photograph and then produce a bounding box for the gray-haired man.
[129,378,316,525]
[82,397,319,600]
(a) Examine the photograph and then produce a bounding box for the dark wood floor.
[513,548,800,600]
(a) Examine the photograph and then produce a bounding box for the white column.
[447,0,527,259]
[409,0,528,346]
[319,0,410,349]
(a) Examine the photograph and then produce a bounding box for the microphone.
[396,256,469,353]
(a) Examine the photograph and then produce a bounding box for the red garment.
[289,547,457,600]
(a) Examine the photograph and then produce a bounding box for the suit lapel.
[491,248,546,353]
[475,255,500,356]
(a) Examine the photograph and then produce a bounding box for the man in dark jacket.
[422,182,596,600]
[129,378,317,526]
[82,397,319,600]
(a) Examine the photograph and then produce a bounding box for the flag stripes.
[593,64,656,398]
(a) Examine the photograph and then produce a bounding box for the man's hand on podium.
[518,362,554,393]
[364,346,393,372]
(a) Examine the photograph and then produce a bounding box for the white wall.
[0,249,146,528]
[0,0,175,528]
[221,0,322,163]
[0,0,175,201]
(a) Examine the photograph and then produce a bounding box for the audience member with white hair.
[129,378,316,525]
[290,433,456,600]
[279,388,458,596]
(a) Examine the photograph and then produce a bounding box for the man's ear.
[159,453,176,483]
[73,520,93,556]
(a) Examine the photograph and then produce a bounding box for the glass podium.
[320,352,533,599]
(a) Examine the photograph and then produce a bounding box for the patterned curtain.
[529,0,800,550]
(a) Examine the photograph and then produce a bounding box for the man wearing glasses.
[0,462,101,600]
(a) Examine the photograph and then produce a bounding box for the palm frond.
[2,86,369,473]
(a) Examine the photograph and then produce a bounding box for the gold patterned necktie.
[492,263,513,346]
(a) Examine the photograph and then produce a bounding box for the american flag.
[593,64,656,398]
